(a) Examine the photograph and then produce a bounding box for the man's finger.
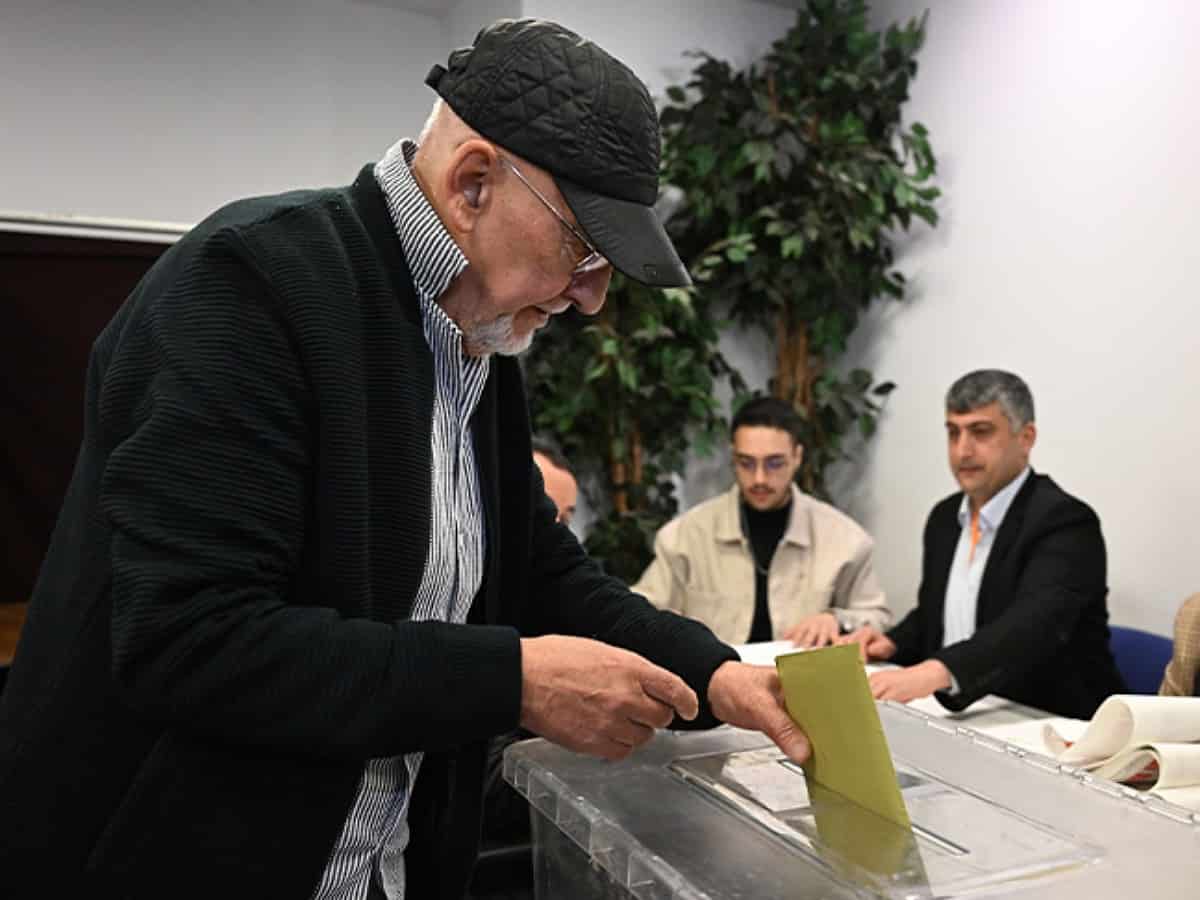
[610,718,656,749]
[630,694,676,730]
[640,665,699,721]
[764,710,810,764]
[869,675,887,699]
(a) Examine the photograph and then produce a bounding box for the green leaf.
[781,235,805,259]
[616,359,638,390]
[690,144,717,178]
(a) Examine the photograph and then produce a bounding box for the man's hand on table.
[783,612,840,648]
[835,625,898,662]
[867,659,953,703]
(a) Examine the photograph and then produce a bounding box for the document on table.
[776,643,910,828]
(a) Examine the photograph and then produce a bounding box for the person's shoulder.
[216,175,371,253]
[157,179,360,287]
[1174,593,1200,631]
[801,493,872,544]
[926,490,962,524]
[203,182,348,238]
[1025,472,1099,525]
[656,490,731,542]
[671,490,729,527]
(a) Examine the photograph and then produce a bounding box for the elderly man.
[0,19,806,899]
[633,396,891,647]
[840,370,1125,717]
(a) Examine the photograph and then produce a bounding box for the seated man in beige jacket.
[632,397,891,647]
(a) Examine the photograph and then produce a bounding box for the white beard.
[462,313,534,357]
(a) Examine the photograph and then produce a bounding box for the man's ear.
[442,139,497,235]
[1021,421,1037,453]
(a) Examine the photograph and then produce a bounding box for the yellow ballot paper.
[775,643,910,828]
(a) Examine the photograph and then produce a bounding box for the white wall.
[0,0,447,225]
[521,0,795,97]
[446,0,521,48]
[0,0,793,226]
[829,0,1200,636]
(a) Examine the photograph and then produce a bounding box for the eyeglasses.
[734,454,793,475]
[498,155,608,277]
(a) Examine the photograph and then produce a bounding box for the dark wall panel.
[1,232,166,603]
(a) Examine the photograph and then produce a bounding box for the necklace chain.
[740,504,777,577]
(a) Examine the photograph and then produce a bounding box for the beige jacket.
[632,484,891,645]
[1160,593,1200,697]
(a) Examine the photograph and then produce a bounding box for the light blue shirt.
[941,467,1031,691]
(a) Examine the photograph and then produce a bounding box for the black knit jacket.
[0,166,736,898]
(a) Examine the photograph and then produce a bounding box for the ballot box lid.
[504,701,1200,899]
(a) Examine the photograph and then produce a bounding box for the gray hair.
[416,98,445,147]
[945,370,1035,430]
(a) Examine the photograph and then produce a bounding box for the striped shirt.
[313,139,489,900]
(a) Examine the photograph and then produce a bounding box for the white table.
[732,639,1087,750]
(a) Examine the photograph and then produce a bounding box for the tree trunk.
[609,424,644,516]
[774,305,812,412]
[774,306,819,493]
[629,425,644,498]
[610,407,628,514]
[611,458,628,514]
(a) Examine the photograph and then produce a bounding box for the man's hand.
[868,660,953,703]
[707,661,810,764]
[783,612,840,648]
[519,636,699,761]
[835,625,897,662]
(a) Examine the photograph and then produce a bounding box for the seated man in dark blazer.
[839,369,1125,718]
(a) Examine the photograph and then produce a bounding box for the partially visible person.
[839,370,1125,718]
[1160,593,1200,697]
[632,396,890,648]
[532,438,577,525]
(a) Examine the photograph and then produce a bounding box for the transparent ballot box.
[503,702,1200,899]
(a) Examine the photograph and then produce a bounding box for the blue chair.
[1109,625,1174,694]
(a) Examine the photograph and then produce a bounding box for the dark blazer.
[888,471,1125,718]
[0,167,736,899]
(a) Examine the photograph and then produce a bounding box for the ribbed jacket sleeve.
[100,224,519,759]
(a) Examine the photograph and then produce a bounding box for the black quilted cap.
[425,18,691,288]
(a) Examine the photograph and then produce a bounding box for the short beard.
[461,314,533,357]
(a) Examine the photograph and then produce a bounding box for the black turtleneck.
[742,499,791,643]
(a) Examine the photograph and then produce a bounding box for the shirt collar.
[957,465,1031,532]
[373,138,468,304]
[716,483,812,547]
